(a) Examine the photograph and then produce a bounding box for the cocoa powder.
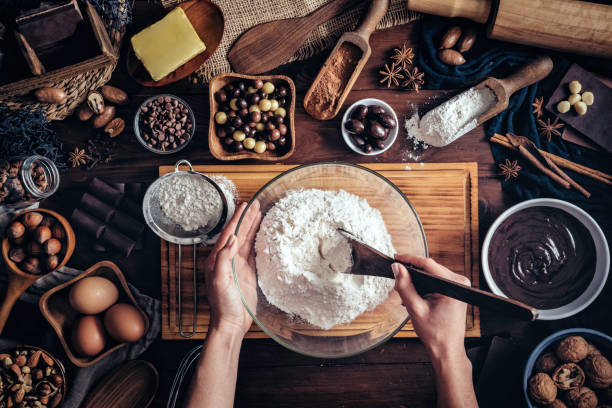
[306,43,362,119]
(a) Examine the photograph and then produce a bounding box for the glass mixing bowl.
[233,163,428,358]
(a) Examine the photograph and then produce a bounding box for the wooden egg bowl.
[1,208,76,276]
[39,260,150,368]
[208,73,296,161]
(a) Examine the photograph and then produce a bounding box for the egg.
[69,276,119,314]
[104,303,146,343]
[72,315,106,356]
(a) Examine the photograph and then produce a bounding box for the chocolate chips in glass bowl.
[135,95,195,154]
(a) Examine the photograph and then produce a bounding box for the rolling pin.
[406,0,612,58]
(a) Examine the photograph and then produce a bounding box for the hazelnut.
[7,221,25,239]
[51,224,66,241]
[33,226,52,244]
[553,363,585,390]
[26,241,43,256]
[529,372,557,405]
[535,352,560,374]
[21,257,42,274]
[9,247,27,263]
[582,354,612,389]
[45,255,59,271]
[43,238,62,256]
[40,216,55,228]
[22,212,43,230]
[557,336,589,363]
[565,386,598,408]
[550,400,568,408]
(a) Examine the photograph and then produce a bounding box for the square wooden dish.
[39,260,149,367]
[208,73,296,161]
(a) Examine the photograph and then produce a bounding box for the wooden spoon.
[228,0,365,74]
[304,0,390,120]
[476,56,553,125]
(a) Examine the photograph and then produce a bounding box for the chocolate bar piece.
[100,227,136,257]
[71,208,105,239]
[109,211,145,238]
[119,197,143,220]
[88,177,124,206]
[80,192,115,223]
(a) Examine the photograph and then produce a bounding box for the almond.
[439,26,462,49]
[40,352,54,367]
[14,354,26,367]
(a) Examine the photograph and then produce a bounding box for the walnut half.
[552,363,585,390]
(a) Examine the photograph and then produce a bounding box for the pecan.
[14,388,24,403]
[9,364,21,380]
[87,91,105,115]
[27,351,41,368]
[103,117,125,138]
[40,353,54,367]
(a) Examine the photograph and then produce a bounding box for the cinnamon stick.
[491,134,612,186]
[542,154,591,198]
[516,145,571,188]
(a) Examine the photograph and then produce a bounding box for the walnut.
[550,399,568,408]
[529,373,557,405]
[586,343,601,357]
[582,355,612,389]
[557,336,589,363]
[553,363,585,390]
[536,352,560,374]
[566,386,598,408]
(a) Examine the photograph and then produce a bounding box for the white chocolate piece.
[582,91,594,106]
[569,80,582,94]
[568,93,581,106]
[574,101,587,115]
[557,100,571,114]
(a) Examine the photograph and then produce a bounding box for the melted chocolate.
[488,207,595,309]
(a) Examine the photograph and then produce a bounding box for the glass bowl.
[233,162,428,358]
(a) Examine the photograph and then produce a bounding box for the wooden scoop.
[304,0,389,120]
[476,56,553,125]
[338,229,538,321]
[228,0,365,74]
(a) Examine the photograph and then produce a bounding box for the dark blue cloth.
[418,16,612,238]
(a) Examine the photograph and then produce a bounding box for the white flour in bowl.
[255,189,395,330]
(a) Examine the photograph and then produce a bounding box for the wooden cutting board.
[160,163,480,340]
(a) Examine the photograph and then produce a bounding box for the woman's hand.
[204,201,261,338]
[392,254,470,360]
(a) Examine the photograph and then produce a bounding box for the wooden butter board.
[160,163,480,340]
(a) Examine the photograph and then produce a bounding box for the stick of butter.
[131,8,206,82]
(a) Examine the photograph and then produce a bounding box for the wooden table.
[3,7,611,407]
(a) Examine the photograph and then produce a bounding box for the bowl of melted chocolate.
[482,199,609,320]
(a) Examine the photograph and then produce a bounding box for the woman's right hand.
[391,254,470,360]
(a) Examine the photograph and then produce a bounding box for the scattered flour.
[158,173,223,231]
[255,189,395,330]
[405,87,496,147]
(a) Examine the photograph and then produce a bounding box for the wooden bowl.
[126,0,224,87]
[0,345,67,406]
[208,73,296,161]
[39,260,150,368]
[0,208,76,335]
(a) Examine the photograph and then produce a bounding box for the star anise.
[379,63,403,88]
[68,147,88,168]
[391,42,415,69]
[537,117,564,141]
[498,159,521,181]
[401,66,425,92]
[532,96,544,118]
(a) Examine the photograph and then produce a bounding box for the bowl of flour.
[234,163,428,358]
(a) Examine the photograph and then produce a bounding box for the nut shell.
[582,354,612,389]
[550,399,567,408]
[87,91,105,114]
[92,106,116,129]
[565,386,598,408]
[34,226,52,244]
[21,257,42,274]
[552,363,585,390]
[535,352,560,374]
[34,87,67,104]
[529,372,557,405]
[23,212,43,230]
[438,49,466,66]
[99,85,128,105]
[7,221,25,239]
[43,238,62,256]
[439,26,462,49]
[557,336,589,363]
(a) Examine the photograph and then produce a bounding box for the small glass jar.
[0,155,60,210]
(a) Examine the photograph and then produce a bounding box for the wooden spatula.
[338,229,538,321]
[228,0,365,74]
[476,56,553,125]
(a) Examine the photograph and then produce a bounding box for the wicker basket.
[0,2,122,120]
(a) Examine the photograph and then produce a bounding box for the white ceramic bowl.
[341,98,398,156]
[482,198,609,320]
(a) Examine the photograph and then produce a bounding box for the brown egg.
[104,303,146,343]
[72,315,106,356]
[69,276,119,314]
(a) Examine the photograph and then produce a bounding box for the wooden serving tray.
[160,163,480,340]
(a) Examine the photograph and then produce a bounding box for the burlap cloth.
[159,0,421,83]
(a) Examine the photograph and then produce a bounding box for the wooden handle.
[498,56,553,96]
[0,273,38,334]
[354,0,389,40]
[307,0,363,24]
[406,0,491,23]
[403,262,538,321]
